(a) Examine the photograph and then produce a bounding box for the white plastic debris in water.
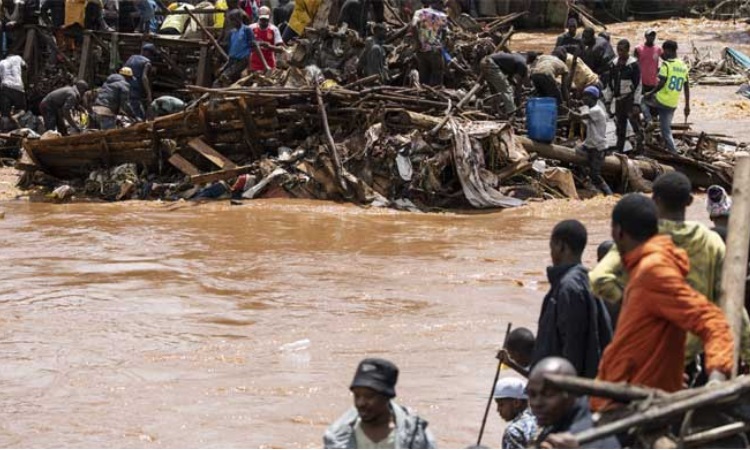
[279,338,311,352]
[532,159,547,173]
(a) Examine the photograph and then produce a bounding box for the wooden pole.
[477,323,512,447]
[543,374,664,403]
[314,82,347,192]
[719,152,750,378]
[185,8,229,61]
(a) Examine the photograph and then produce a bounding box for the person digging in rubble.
[249,6,283,72]
[590,193,734,413]
[634,29,662,123]
[569,86,612,195]
[493,378,536,450]
[528,52,569,112]
[605,38,643,154]
[551,46,599,95]
[411,0,448,87]
[148,95,185,119]
[531,219,613,378]
[554,17,583,57]
[480,51,528,118]
[123,43,156,120]
[645,39,690,154]
[528,357,620,449]
[92,67,138,130]
[39,80,89,136]
[590,172,750,386]
[323,358,436,449]
[581,27,614,78]
[0,53,27,121]
[215,8,254,87]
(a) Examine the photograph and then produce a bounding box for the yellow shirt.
[566,54,599,90]
[656,58,688,108]
[214,0,227,28]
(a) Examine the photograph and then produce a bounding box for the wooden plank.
[22,28,36,65]
[197,43,210,87]
[190,165,254,185]
[78,33,93,82]
[168,153,200,176]
[187,137,237,169]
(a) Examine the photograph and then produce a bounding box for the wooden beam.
[197,43,210,87]
[168,153,200,176]
[78,33,94,83]
[187,137,237,169]
[190,165,255,185]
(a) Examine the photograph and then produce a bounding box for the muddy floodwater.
[0,17,747,449]
[0,196,712,448]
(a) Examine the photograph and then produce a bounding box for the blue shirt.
[228,24,254,60]
[502,408,537,449]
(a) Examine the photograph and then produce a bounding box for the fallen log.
[543,374,666,403]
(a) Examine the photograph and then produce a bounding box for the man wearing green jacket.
[590,172,750,366]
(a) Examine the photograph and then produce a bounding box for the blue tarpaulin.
[726,47,750,71]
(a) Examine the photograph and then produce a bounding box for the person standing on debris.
[92,67,137,130]
[411,0,448,87]
[273,0,294,34]
[39,80,89,136]
[590,172,750,379]
[634,29,662,123]
[123,43,155,120]
[493,378,536,449]
[551,46,599,94]
[528,53,569,109]
[605,39,643,154]
[531,219,613,379]
[323,358,436,449]
[570,86,613,195]
[527,357,620,449]
[0,54,27,119]
[555,17,583,56]
[480,52,528,117]
[358,25,388,81]
[646,39,689,154]
[580,27,614,78]
[148,95,185,119]
[591,194,734,412]
[249,6,283,72]
[216,8,254,86]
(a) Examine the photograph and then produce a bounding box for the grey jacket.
[323,401,436,449]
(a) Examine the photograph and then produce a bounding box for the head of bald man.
[527,357,578,427]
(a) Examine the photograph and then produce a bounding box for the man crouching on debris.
[569,86,613,195]
[92,67,138,130]
[40,80,90,136]
[215,9,254,87]
[323,358,436,449]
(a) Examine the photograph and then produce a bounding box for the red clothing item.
[635,43,663,86]
[249,23,282,71]
[591,235,734,412]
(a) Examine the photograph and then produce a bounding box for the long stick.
[719,152,750,377]
[476,322,512,446]
[314,81,347,192]
[185,8,229,61]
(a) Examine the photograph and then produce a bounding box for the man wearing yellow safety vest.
[644,40,690,154]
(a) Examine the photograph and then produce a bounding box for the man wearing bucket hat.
[571,85,613,195]
[493,378,536,449]
[323,358,436,448]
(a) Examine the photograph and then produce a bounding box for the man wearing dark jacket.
[531,220,613,378]
[605,39,643,154]
[92,67,135,130]
[581,27,614,77]
[528,357,620,448]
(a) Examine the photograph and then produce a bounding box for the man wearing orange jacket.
[591,194,734,412]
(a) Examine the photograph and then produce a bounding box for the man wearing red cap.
[323,358,436,449]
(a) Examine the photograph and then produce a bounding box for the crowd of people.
[323,173,744,448]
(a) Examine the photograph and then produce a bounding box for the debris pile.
[689,45,750,85]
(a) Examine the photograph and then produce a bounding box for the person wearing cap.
[249,6,283,72]
[39,80,89,136]
[634,29,663,122]
[570,85,613,195]
[123,44,156,120]
[92,67,137,129]
[707,185,731,230]
[605,38,643,154]
[493,378,536,449]
[646,39,689,154]
[528,357,620,448]
[555,16,583,56]
[323,358,436,449]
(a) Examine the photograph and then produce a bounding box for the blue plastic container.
[527,97,558,143]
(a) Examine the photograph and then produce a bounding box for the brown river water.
[0,196,712,448]
[0,17,746,449]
